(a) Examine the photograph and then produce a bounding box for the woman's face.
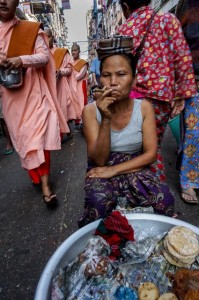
[71,46,80,60]
[100,55,133,101]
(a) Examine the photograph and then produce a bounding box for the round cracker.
[138,282,159,300]
[158,293,178,300]
[163,250,191,268]
[164,237,196,264]
[167,226,199,257]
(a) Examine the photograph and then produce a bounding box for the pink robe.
[0,17,69,170]
[69,59,88,118]
[51,47,76,121]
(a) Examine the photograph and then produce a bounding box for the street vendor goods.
[172,269,199,300]
[138,282,159,300]
[51,214,199,300]
[158,293,178,300]
[163,226,199,268]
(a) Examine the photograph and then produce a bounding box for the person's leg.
[148,99,171,182]
[66,121,73,139]
[74,119,83,133]
[127,168,175,217]
[28,168,41,185]
[74,119,81,126]
[151,181,175,216]
[40,173,56,203]
[180,94,199,203]
[38,150,56,202]
[28,150,57,205]
[1,119,14,154]
[78,177,116,228]
[28,150,50,184]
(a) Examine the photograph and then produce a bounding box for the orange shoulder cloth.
[52,48,68,70]
[73,59,88,72]
[7,20,42,58]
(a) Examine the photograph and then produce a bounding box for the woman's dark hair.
[100,53,137,77]
[120,0,151,12]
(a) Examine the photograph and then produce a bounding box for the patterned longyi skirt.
[78,152,175,228]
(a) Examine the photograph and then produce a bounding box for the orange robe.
[0,17,68,170]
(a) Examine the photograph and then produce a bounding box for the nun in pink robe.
[71,60,88,114]
[0,12,68,205]
[70,43,88,129]
[50,46,77,123]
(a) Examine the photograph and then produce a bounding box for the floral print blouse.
[118,6,197,102]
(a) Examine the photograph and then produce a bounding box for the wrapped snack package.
[51,236,114,300]
[115,197,154,214]
[114,285,138,300]
[79,236,111,263]
[51,269,65,300]
[113,232,166,267]
[78,236,112,277]
[83,256,110,277]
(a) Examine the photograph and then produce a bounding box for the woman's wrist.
[101,117,111,124]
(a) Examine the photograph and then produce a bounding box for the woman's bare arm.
[86,100,158,178]
[83,103,111,166]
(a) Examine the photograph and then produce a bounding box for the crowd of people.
[0,0,87,206]
[79,0,199,226]
[0,0,198,226]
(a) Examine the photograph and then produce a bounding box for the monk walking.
[0,0,68,206]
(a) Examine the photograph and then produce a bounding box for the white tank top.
[96,99,143,154]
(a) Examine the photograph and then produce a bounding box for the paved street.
[0,126,199,300]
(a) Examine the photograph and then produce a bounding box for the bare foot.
[181,188,198,204]
[172,213,178,218]
[42,186,57,206]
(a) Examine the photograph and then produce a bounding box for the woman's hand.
[96,87,116,119]
[171,99,185,117]
[86,166,116,179]
[6,57,23,71]
[56,69,61,79]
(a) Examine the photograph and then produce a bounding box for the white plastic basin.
[34,214,199,300]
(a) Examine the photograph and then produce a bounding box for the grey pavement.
[0,126,198,300]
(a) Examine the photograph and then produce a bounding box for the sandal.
[181,188,198,204]
[43,193,58,207]
[61,132,73,144]
[67,132,73,139]
[4,148,14,155]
